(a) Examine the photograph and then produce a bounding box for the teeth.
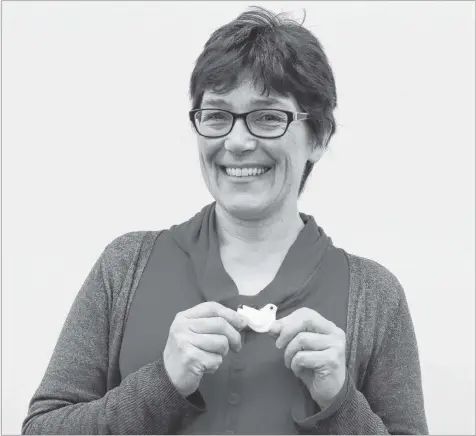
[225,167,270,177]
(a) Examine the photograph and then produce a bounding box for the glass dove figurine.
[236,304,278,333]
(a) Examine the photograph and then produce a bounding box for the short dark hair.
[189,7,338,194]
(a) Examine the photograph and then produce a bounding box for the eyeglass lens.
[194,109,288,138]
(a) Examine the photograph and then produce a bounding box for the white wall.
[2,1,474,434]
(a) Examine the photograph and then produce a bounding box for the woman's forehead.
[201,84,299,111]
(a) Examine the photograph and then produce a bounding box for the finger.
[189,317,242,352]
[290,349,336,375]
[184,302,248,331]
[283,332,333,368]
[190,333,230,357]
[275,311,335,350]
[201,350,224,375]
[187,345,224,375]
[280,308,336,335]
[267,320,283,338]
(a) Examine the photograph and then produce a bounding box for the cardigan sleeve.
[21,238,206,435]
[293,273,429,435]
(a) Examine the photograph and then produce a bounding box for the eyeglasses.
[189,108,310,139]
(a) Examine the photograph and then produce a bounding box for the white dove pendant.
[236,303,278,333]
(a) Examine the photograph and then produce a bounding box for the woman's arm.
[22,237,205,435]
[294,268,429,434]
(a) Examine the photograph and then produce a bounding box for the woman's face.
[196,79,324,220]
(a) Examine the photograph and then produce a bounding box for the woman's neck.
[215,203,305,255]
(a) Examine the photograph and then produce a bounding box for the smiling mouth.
[219,166,273,178]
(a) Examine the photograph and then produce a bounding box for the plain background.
[2,1,475,434]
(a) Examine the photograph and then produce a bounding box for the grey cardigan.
[22,230,428,435]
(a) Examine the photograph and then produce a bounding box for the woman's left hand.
[268,307,346,410]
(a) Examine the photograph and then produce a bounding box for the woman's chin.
[218,193,274,220]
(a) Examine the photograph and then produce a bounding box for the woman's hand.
[163,302,248,397]
[268,307,346,410]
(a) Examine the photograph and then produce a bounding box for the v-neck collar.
[188,203,331,311]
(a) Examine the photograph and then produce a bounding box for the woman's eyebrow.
[201,96,287,109]
[248,97,285,107]
[201,98,231,108]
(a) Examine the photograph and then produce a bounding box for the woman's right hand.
[163,302,248,397]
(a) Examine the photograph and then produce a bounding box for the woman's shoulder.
[98,206,211,275]
[102,231,161,263]
[98,231,162,294]
[344,251,407,312]
[104,230,160,250]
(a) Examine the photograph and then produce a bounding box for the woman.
[22,7,428,435]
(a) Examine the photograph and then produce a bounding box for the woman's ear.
[309,146,326,164]
[308,129,331,163]
[308,134,328,164]
[320,128,332,148]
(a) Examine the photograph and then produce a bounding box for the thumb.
[267,320,282,338]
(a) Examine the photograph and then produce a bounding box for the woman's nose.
[224,120,257,154]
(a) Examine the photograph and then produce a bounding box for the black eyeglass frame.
[189,108,310,139]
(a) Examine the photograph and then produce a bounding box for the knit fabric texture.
[22,231,428,435]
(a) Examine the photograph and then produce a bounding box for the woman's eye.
[254,112,286,124]
[260,115,279,122]
[200,111,229,123]
[205,113,225,121]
